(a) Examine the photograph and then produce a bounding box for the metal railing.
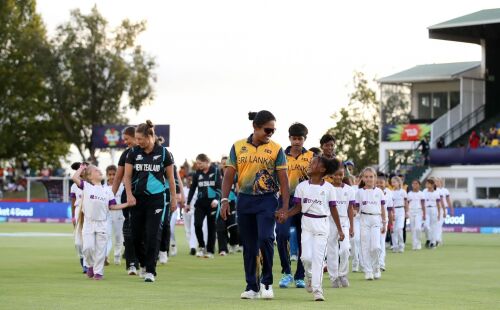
[439,105,486,146]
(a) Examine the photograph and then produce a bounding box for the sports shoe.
[139,267,146,278]
[127,266,137,276]
[159,251,168,264]
[374,269,382,279]
[240,290,259,299]
[93,274,103,280]
[331,277,341,288]
[305,274,313,293]
[83,266,88,274]
[339,276,350,287]
[295,279,305,288]
[365,272,374,280]
[204,252,215,259]
[279,273,293,288]
[87,267,94,278]
[170,244,178,257]
[290,254,298,262]
[219,251,227,256]
[236,246,242,253]
[190,248,196,256]
[260,283,274,300]
[196,248,205,257]
[144,273,155,282]
[352,264,359,272]
[313,290,325,301]
[228,245,236,254]
[114,255,121,265]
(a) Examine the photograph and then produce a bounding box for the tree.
[0,0,70,169]
[326,72,379,171]
[48,6,156,164]
[381,84,411,125]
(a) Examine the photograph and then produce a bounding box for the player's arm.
[71,196,77,227]
[165,164,177,211]
[187,172,198,205]
[330,203,344,241]
[71,163,87,189]
[446,195,454,216]
[421,198,426,220]
[112,165,125,195]
[176,169,186,206]
[123,163,136,206]
[221,166,236,220]
[348,201,354,237]
[436,198,442,220]
[277,169,290,212]
[404,197,409,218]
[381,200,387,234]
[286,199,301,218]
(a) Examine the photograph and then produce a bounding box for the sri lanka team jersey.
[285,146,314,195]
[226,135,287,195]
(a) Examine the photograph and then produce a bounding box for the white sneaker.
[305,275,313,293]
[196,248,205,257]
[240,290,259,299]
[331,277,341,288]
[170,245,177,257]
[374,270,382,280]
[204,252,215,259]
[114,255,121,265]
[159,251,168,264]
[313,290,325,301]
[365,273,374,280]
[127,266,137,276]
[144,272,155,282]
[339,276,350,288]
[139,267,146,278]
[219,251,227,256]
[290,254,298,262]
[236,246,242,253]
[228,245,236,254]
[260,284,274,300]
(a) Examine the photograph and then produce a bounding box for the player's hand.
[170,198,177,212]
[422,215,426,221]
[184,205,190,213]
[127,194,136,207]
[339,231,345,241]
[381,226,386,234]
[220,201,230,220]
[349,227,354,238]
[72,217,76,228]
[211,200,218,209]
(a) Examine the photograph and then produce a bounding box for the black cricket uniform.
[187,163,221,254]
[118,148,139,270]
[216,174,239,253]
[126,144,174,276]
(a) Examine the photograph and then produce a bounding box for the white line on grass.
[0,232,73,237]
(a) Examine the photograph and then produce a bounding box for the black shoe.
[425,240,430,248]
[190,248,196,256]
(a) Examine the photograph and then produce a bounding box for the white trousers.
[106,210,124,258]
[350,215,361,270]
[391,207,405,251]
[82,219,107,275]
[184,211,206,249]
[379,221,387,269]
[360,214,382,274]
[301,216,329,294]
[170,209,178,244]
[410,210,423,249]
[424,207,439,244]
[327,217,351,279]
[437,208,447,243]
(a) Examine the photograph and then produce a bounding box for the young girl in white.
[390,176,409,253]
[281,156,342,301]
[349,175,362,273]
[408,180,425,250]
[104,165,125,265]
[357,167,387,280]
[376,174,392,272]
[73,163,131,280]
[70,162,86,273]
[423,179,442,249]
[326,161,355,288]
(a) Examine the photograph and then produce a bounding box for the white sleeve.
[402,190,408,199]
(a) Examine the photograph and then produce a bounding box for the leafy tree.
[48,6,156,164]
[381,84,411,125]
[326,72,379,171]
[0,0,70,169]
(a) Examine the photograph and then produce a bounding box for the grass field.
[1,223,499,310]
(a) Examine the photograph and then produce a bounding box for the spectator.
[468,131,480,149]
[436,137,445,149]
[479,129,489,147]
[488,126,497,144]
[417,136,430,165]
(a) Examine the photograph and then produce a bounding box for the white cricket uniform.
[327,183,355,280]
[183,187,206,249]
[379,188,392,269]
[423,189,441,245]
[104,184,125,260]
[437,187,450,243]
[79,180,115,276]
[70,183,86,266]
[391,188,407,252]
[356,187,385,275]
[408,191,424,250]
[350,185,361,271]
[295,181,336,294]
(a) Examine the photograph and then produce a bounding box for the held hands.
[349,226,354,238]
[127,194,137,207]
[275,208,288,224]
[220,200,231,220]
[170,198,177,212]
[381,225,386,234]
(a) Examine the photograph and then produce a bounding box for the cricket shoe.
[93,274,103,281]
[127,266,137,276]
[159,251,168,264]
[279,274,293,288]
[339,276,350,287]
[313,290,325,301]
[295,279,305,288]
[196,248,205,257]
[144,273,155,283]
[260,284,274,300]
[365,272,374,280]
[240,290,259,299]
[374,269,382,280]
[331,277,341,288]
[87,267,94,279]
[170,245,178,257]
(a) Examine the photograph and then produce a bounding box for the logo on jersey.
[240,146,248,153]
[153,155,161,161]
[155,209,163,214]
[136,154,144,161]
[264,149,272,154]
[303,198,323,205]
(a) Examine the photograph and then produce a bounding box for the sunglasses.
[263,128,276,135]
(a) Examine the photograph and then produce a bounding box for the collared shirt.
[294,180,336,216]
[226,135,287,195]
[285,146,314,195]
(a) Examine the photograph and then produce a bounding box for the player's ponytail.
[137,120,163,145]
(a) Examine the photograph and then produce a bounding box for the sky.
[36,0,498,168]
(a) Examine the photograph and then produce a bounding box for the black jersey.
[125,144,174,196]
[187,163,222,204]
[165,152,180,194]
[118,148,132,167]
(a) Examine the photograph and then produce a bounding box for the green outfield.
[0,223,499,310]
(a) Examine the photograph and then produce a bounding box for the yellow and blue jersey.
[226,135,287,195]
[285,146,313,195]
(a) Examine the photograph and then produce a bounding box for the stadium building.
[378,9,500,207]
